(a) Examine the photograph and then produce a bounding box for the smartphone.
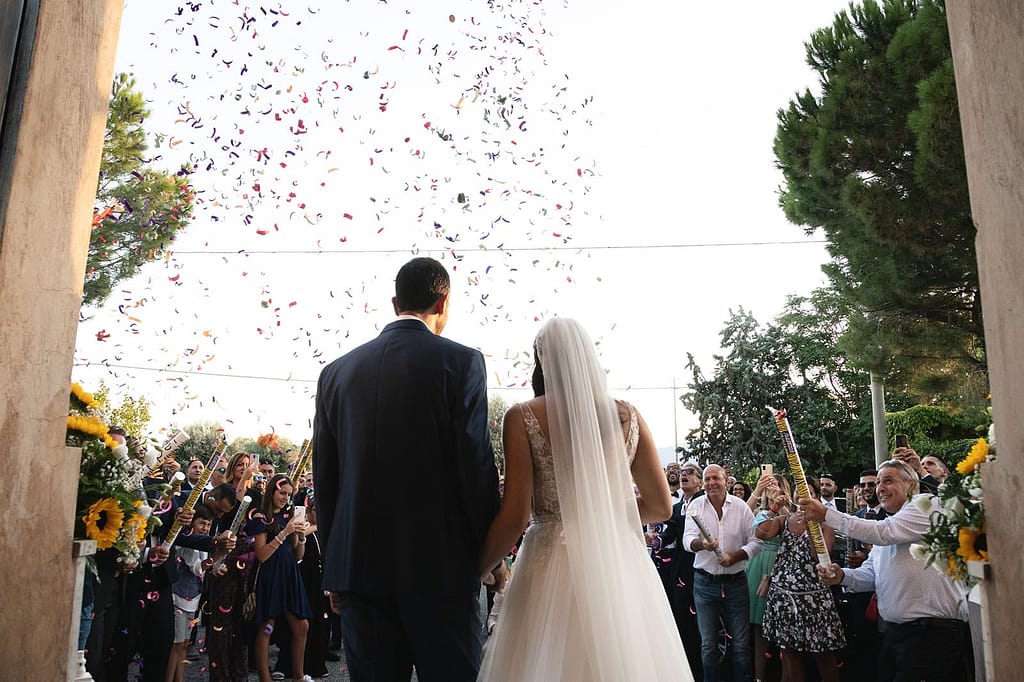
[760,463,773,476]
[895,434,909,448]
[292,505,306,523]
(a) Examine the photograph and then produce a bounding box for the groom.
[313,257,501,681]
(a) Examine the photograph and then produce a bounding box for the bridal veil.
[479,317,691,681]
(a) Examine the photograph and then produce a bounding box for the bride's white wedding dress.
[478,401,693,681]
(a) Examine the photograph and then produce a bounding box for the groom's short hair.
[395,257,450,313]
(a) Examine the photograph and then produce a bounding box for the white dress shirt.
[826,496,968,623]
[682,494,762,575]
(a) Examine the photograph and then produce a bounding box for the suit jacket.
[313,319,500,597]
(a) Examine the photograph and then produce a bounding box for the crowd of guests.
[79,435,337,682]
[647,447,972,682]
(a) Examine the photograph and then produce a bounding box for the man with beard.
[660,461,706,679]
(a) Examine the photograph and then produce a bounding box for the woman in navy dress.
[247,474,313,682]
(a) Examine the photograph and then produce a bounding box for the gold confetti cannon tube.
[149,430,191,477]
[208,495,252,573]
[689,512,725,560]
[292,438,312,480]
[160,439,226,552]
[767,406,833,573]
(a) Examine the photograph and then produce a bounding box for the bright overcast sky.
[73,0,852,457]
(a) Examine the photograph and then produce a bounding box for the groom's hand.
[328,591,342,615]
[488,562,509,593]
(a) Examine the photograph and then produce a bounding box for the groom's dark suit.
[313,318,500,681]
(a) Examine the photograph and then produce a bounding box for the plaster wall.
[0,1,122,677]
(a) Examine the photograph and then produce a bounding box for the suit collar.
[382,318,433,334]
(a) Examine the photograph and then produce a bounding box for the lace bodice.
[520,401,638,523]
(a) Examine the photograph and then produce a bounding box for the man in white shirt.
[683,464,762,682]
[802,459,972,682]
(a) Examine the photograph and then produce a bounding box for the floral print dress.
[761,522,847,652]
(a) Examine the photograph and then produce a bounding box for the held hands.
[481,561,509,592]
[816,563,844,586]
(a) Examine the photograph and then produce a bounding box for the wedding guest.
[760,476,844,682]
[891,446,941,495]
[166,504,216,682]
[660,460,705,679]
[181,458,205,492]
[273,490,333,678]
[803,459,974,682]
[684,463,763,682]
[922,454,950,484]
[818,473,845,512]
[107,500,234,682]
[225,451,261,508]
[209,456,228,489]
[205,483,255,682]
[748,474,791,682]
[247,474,312,682]
[313,257,500,681]
[731,480,753,502]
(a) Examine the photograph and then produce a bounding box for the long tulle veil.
[531,317,691,680]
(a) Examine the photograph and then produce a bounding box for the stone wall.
[946,3,1024,679]
[0,1,122,678]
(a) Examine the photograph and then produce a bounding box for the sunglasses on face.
[681,469,699,476]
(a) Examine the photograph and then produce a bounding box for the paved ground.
[178,588,490,681]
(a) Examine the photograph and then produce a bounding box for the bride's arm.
[478,404,533,578]
[629,409,673,524]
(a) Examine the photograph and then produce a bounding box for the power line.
[73,361,684,392]
[168,239,827,256]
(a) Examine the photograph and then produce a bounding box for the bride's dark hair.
[531,348,545,397]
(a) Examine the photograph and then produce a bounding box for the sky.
[72,0,853,458]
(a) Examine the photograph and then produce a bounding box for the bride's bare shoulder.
[613,399,633,424]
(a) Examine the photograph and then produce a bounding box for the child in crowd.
[166,504,215,682]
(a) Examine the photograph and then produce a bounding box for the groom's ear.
[392,296,401,315]
[433,292,449,317]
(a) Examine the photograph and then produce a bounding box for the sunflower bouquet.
[911,432,994,588]
[69,383,160,564]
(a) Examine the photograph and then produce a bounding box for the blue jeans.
[693,570,752,682]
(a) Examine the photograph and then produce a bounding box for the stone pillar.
[946,3,1024,679]
[0,2,123,679]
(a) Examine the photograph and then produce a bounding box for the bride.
[477,318,693,681]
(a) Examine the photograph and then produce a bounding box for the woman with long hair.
[246,474,313,682]
[759,476,845,682]
[477,317,691,681]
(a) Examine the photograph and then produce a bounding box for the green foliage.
[682,306,876,484]
[173,422,228,464]
[85,73,194,307]
[886,403,990,459]
[774,0,985,402]
[92,381,151,439]
[489,395,508,473]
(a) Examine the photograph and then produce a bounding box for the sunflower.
[82,497,124,550]
[70,382,99,409]
[956,438,989,475]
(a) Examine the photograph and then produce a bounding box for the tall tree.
[774,0,984,398]
[86,73,194,307]
[683,306,879,482]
